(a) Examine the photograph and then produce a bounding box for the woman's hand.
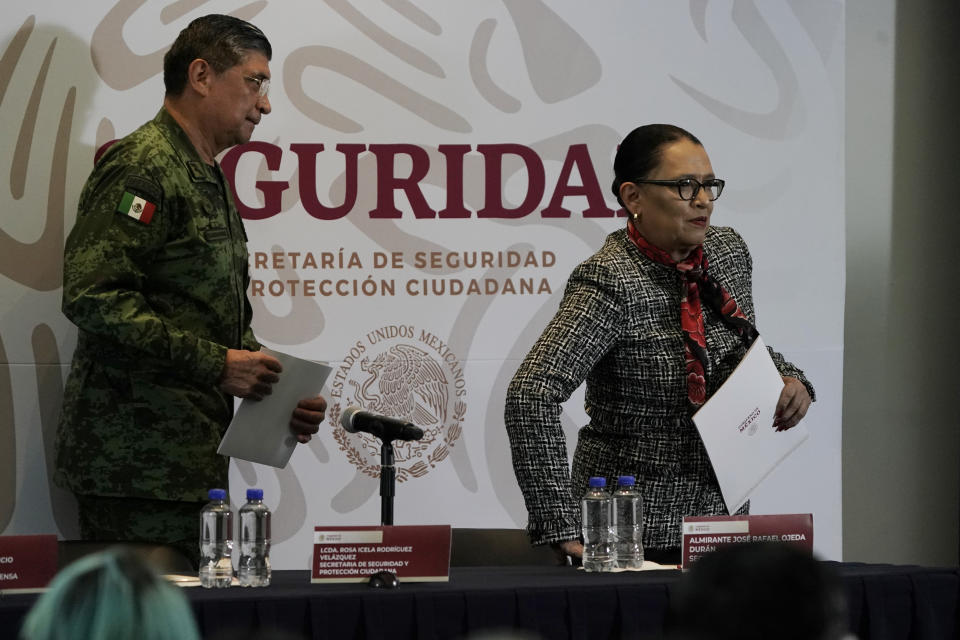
[550,539,584,566]
[775,376,811,431]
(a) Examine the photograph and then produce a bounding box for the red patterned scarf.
[626,220,758,407]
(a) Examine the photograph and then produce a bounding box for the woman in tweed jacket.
[504,125,814,564]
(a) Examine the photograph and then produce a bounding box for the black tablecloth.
[2,563,958,639]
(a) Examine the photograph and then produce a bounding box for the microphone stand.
[369,433,400,589]
[344,414,423,590]
[379,439,395,526]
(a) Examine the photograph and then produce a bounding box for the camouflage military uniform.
[55,107,257,515]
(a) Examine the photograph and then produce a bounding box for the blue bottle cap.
[617,475,636,486]
[246,488,264,500]
[208,488,227,500]
[588,477,606,488]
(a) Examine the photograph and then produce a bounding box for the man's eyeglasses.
[244,75,271,98]
[631,177,725,201]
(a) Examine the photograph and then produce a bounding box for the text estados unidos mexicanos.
[221,142,628,220]
[330,327,466,400]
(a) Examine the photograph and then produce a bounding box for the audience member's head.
[668,541,848,640]
[212,630,308,640]
[19,547,200,640]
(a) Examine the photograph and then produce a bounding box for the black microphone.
[340,406,424,442]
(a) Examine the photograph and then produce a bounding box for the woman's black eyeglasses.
[631,178,725,201]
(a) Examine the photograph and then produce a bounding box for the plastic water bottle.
[581,477,614,572]
[237,488,271,587]
[199,488,233,588]
[613,475,644,569]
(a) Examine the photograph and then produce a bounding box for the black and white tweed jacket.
[504,225,814,550]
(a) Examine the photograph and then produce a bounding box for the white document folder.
[217,348,332,468]
[692,337,809,514]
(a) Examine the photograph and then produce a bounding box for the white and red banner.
[0,1,845,567]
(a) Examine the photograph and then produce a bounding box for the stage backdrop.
[0,1,845,566]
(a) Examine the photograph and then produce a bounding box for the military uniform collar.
[152,107,220,184]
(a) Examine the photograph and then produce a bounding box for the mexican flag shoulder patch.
[117,191,156,224]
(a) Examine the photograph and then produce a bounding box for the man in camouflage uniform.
[55,15,326,564]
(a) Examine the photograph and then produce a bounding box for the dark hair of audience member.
[667,541,847,640]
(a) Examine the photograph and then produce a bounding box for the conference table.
[2,563,958,639]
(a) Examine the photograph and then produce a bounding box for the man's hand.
[290,395,327,443]
[218,349,282,400]
[775,376,812,431]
